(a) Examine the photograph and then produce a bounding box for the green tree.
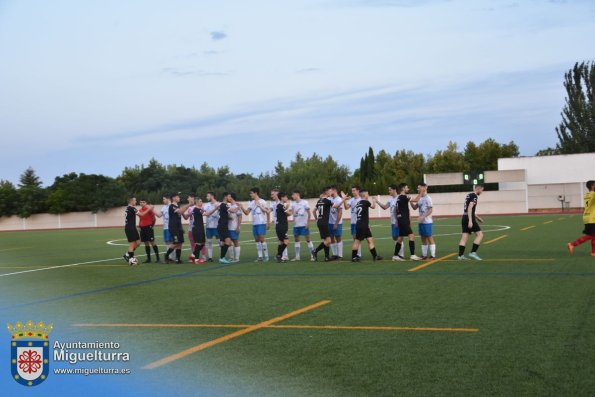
[358,147,376,185]
[47,173,127,213]
[426,141,467,173]
[273,152,350,197]
[0,180,18,217]
[464,139,519,171]
[555,61,595,153]
[17,167,48,217]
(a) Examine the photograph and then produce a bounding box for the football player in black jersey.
[164,193,191,264]
[393,183,421,261]
[458,184,485,260]
[123,196,141,263]
[312,187,334,261]
[275,192,292,263]
[341,190,382,262]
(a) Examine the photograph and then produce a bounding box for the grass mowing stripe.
[75,323,250,329]
[0,262,243,311]
[142,300,332,370]
[188,269,592,278]
[74,323,479,333]
[408,253,457,272]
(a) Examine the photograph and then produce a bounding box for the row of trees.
[0,138,518,218]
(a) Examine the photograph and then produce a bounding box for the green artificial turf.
[1,214,593,396]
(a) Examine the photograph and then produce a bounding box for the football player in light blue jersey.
[239,187,271,262]
[415,183,436,259]
[328,186,345,260]
[291,190,315,261]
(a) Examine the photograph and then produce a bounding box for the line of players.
[123,182,487,264]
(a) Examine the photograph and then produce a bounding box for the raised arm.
[239,202,251,216]
[176,203,191,215]
[376,198,389,210]
[410,196,419,210]
[369,196,377,210]
[137,205,154,217]
[203,203,221,217]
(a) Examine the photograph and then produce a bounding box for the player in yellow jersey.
[567,180,595,257]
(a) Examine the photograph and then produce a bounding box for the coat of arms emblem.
[7,320,52,387]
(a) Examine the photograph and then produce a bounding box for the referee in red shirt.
[138,199,161,263]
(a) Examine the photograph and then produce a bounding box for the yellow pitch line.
[484,235,508,245]
[73,323,479,333]
[268,325,479,333]
[520,226,536,231]
[440,258,555,262]
[142,300,331,370]
[543,220,554,225]
[408,253,457,272]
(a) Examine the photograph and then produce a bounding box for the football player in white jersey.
[291,190,314,261]
[377,184,404,260]
[202,191,220,262]
[343,185,362,258]
[227,193,242,262]
[414,183,436,259]
[239,187,271,262]
[328,186,344,260]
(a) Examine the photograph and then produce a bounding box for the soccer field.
[1,214,594,396]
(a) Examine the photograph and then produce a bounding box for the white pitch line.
[0,257,122,278]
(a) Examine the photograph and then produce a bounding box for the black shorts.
[125,227,140,242]
[355,225,372,241]
[170,228,185,244]
[140,226,155,243]
[218,226,230,241]
[462,217,481,234]
[192,227,206,244]
[397,221,413,237]
[583,223,595,236]
[317,222,331,239]
[276,226,289,241]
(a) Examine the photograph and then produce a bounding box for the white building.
[498,152,595,210]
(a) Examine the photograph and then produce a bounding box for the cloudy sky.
[1,0,593,185]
